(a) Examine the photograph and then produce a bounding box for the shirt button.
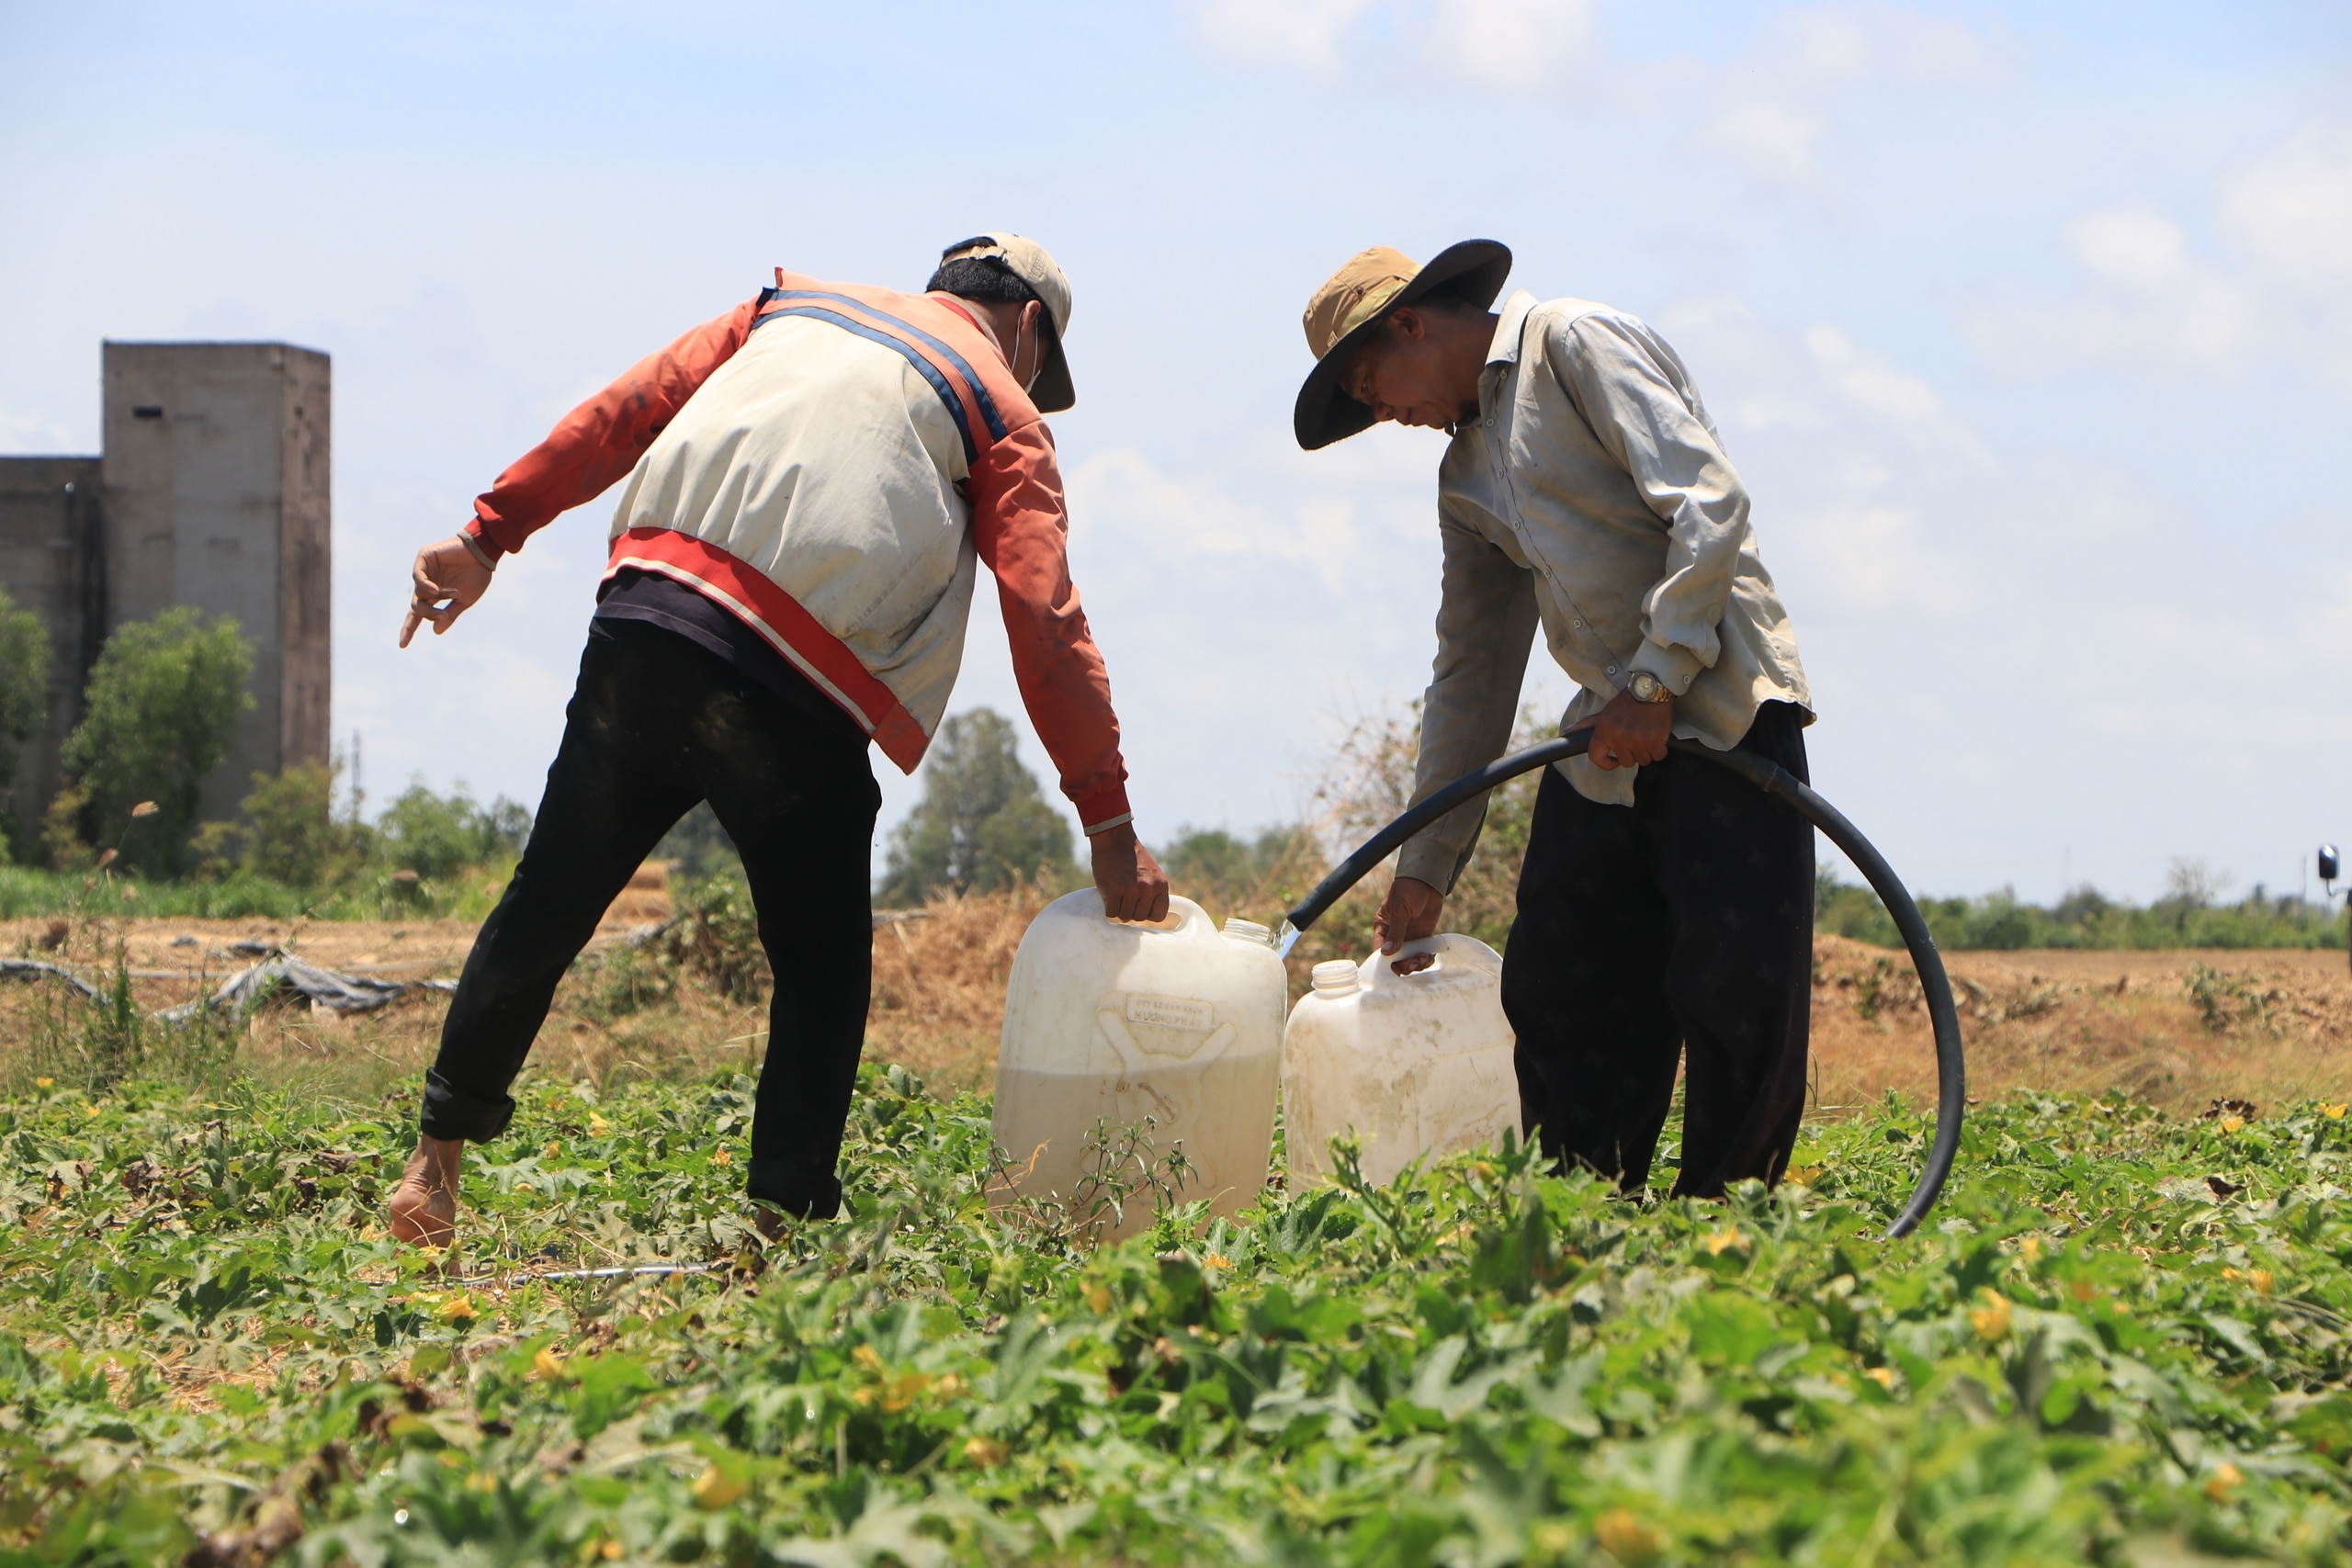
[1483,419,1493,428]
[1606,665,1617,674]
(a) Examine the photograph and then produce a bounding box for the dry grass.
[1811,935,2352,1116]
[10,868,2347,1122]
[866,889,1050,1093]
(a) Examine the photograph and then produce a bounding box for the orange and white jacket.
[462,269,1133,833]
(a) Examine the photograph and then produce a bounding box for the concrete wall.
[0,457,104,827]
[99,343,332,825]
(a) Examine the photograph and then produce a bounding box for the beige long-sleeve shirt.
[1395,289,1812,892]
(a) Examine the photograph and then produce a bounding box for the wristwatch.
[1626,671,1673,704]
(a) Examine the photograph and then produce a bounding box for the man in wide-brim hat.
[1296,240,1815,1199]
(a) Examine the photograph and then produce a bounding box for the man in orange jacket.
[389,234,1166,1247]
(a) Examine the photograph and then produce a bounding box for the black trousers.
[1500,701,1813,1198]
[419,618,881,1219]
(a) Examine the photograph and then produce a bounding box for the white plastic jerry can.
[990,892,1286,1238]
[1281,933,1521,1188]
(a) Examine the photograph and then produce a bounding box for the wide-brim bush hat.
[1294,240,1512,450]
[941,232,1077,413]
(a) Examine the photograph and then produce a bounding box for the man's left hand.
[1572,688,1674,771]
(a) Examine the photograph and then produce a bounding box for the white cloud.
[1793,322,1992,467]
[1970,208,2259,374]
[0,405,81,455]
[1184,0,1379,71]
[1734,394,1833,432]
[2061,208,2258,368]
[2220,120,2352,289]
[1704,100,1827,182]
[1804,323,1945,423]
[1065,446,1370,594]
[1787,502,1969,616]
[1423,0,1596,91]
[1182,0,1593,83]
[1699,6,2005,183]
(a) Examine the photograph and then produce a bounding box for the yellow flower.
[1864,1366,1897,1390]
[690,1463,746,1509]
[435,1292,477,1325]
[934,1373,967,1399]
[544,1141,561,1158]
[2204,1461,2244,1502]
[2325,1104,2347,1120]
[852,1345,884,1372]
[2250,1269,2275,1295]
[588,1113,611,1136]
[1204,1252,1232,1269]
[1704,1225,1747,1257]
[1084,1282,1113,1313]
[2018,1235,2043,1262]
[877,1372,933,1413]
[514,1182,533,1195]
[532,1347,565,1382]
[711,1147,731,1167]
[33,1077,52,1089]
[600,1541,623,1562]
[963,1436,1010,1468]
[1593,1507,1665,1565]
[2220,1115,2245,1134]
[1968,1289,2013,1342]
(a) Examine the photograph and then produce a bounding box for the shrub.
[879,708,1076,904]
[372,780,531,881]
[662,874,766,1004]
[236,761,364,886]
[653,801,744,884]
[1818,870,2349,952]
[60,607,253,873]
[0,582,51,810]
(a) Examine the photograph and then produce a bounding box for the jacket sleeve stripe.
[772,290,1010,441]
[750,306,980,465]
[604,527,933,774]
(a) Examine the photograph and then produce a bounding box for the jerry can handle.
[1359,933,1500,989]
[1099,891,1201,935]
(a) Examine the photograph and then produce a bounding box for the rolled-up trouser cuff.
[420,1070,516,1142]
[747,1156,842,1220]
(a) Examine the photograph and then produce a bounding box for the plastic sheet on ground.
[0,958,101,1000]
[158,950,456,1021]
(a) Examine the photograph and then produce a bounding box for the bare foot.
[389,1134,465,1247]
[751,1202,787,1244]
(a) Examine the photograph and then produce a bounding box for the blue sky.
[4,1,2350,906]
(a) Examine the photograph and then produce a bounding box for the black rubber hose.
[1282,731,1964,1240]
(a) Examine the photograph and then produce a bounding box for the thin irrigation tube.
[1278,730,1964,1240]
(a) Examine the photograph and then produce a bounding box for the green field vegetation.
[9,1062,2352,1564]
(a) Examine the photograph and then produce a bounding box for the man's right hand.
[1377,875,1445,975]
[1091,823,1170,924]
[400,535,495,648]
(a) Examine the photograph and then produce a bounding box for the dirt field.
[1810,935,2352,1114]
[6,874,2349,1120]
